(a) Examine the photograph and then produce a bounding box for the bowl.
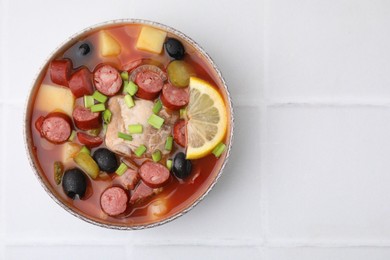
[24,19,234,230]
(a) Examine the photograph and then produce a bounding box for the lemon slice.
[186,77,228,159]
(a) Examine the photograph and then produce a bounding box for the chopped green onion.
[103,109,112,124]
[84,95,94,108]
[68,130,76,141]
[152,99,162,114]
[92,90,108,103]
[90,103,105,113]
[180,108,187,119]
[128,124,143,134]
[134,145,147,157]
[120,71,129,81]
[116,162,128,176]
[147,114,165,129]
[124,94,135,108]
[124,81,138,96]
[118,132,133,141]
[212,142,226,158]
[165,136,173,151]
[54,161,64,185]
[166,159,172,171]
[152,150,162,162]
[102,123,108,135]
[79,146,91,155]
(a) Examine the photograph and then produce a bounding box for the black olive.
[78,42,91,56]
[164,38,185,60]
[92,148,118,173]
[62,168,87,199]
[172,152,192,179]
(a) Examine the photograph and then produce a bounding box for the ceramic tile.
[266,0,390,99]
[265,106,390,242]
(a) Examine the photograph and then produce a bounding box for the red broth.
[28,23,231,227]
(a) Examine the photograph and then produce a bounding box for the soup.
[27,21,232,228]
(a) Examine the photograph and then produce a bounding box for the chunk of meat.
[105,96,178,157]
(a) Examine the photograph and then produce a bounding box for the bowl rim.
[23,18,234,230]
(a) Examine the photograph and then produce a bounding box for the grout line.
[261,0,270,247]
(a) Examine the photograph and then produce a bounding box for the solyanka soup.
[25,20,233,229]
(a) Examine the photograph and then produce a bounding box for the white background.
[1,0,390,259]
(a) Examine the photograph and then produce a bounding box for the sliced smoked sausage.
[100,186,128,216]
[93,65,122,96]
[72,106,101,130]
[139,161,170,188]
[160,83,189,110]
[77,132,103,148]
[130,181,155,204]
[36,112,72,144]
[130,65,167,100]
[173,119,186,147]
[68,67,94,98]
[50,59,72,87]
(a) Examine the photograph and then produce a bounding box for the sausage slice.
[139,161,170,188]
[37,112,72,144]
[94,65,122,96]
[50,59,72,87]
[130,65,167,100]
[160,83,189,110]
[69,67,94,98]
[77,132,103,148]
[100,187,128,216]
[173,120,186,147]
[73,106,101,130]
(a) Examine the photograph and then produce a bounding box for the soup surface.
[29,22,231,227]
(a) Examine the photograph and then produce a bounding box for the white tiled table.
[1,0,390,259]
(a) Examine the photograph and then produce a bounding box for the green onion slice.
[118,132,133,141]
[103,109,112,124]
[90,103,105,113]
[120,71,129,81]
[180,108,187,119]
[166,159,173,171]
[212,142,226,158]
[116,162,128,176]
[124,81,138,96]
[152,99,162,114]
[147,114,165,129]
[134,145,147,157]
[128,124,143,134]
[92,90,108,103]
[84,95,94,108]
[152,150,162,162]
[165,136,173,151]
[124,94,135,108]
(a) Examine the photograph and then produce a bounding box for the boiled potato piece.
[61,142,82,163]
[136,26,167,54]
[35,84,75,116]
[99,30,121,57]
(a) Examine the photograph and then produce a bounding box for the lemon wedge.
[186,77,228,159]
